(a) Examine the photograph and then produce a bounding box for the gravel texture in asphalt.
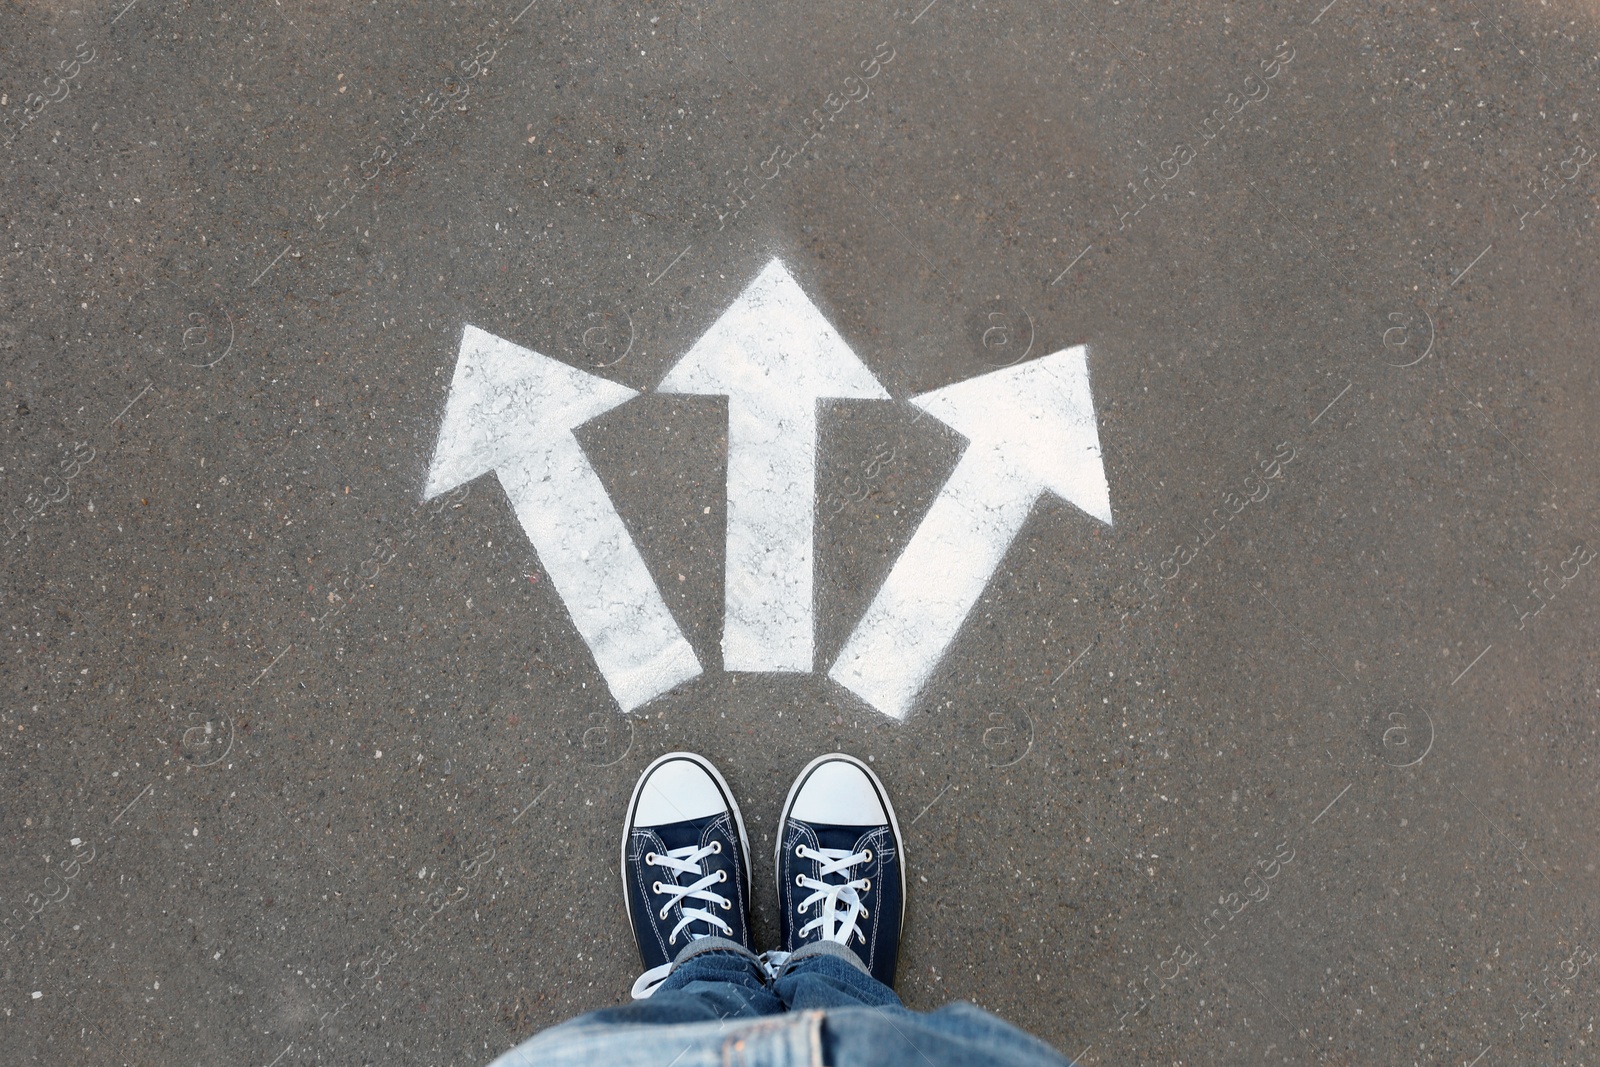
[4,1,1600,1064]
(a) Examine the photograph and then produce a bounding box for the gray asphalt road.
[4,0,1600,1063]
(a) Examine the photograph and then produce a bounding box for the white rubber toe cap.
[632,756,729,827]
[789,759,887,826]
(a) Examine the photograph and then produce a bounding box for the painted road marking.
[426,325,701,711]
[830,346,1112,719]
[659,258,889,672]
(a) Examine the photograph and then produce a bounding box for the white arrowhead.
[659,258,889,672]
[911,344,1112,524]
[426,326,638,497]
[427,325,701,711]
[829,345,1111,718]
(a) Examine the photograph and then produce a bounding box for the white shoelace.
[792,844,872,946]
[629,842,733,999]
[757,949,792,979]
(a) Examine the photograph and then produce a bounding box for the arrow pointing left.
[426,324,702,712]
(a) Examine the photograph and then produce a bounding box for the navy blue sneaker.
[621,752,753,999]
[776,754,906,988]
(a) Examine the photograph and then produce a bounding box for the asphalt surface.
[4,0,1600,1064]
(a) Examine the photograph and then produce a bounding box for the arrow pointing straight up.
[427,325,701,711]
[829,346,1111,719]
[660,259,888,672]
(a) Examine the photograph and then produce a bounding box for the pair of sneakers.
[621,752,905,999]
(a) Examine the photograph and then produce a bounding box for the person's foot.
[621,752,752,998]
[776,753,905,987]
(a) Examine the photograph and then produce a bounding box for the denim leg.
[565,938,783,1027]
[771,940,905,1011]
[773,945,1072,1065]
[820,1003,1076,1067]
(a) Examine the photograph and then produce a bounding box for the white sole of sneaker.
[774,753,908,929]
[619,751,753,943]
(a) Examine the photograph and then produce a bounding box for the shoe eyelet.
[668,932,677,945]
[860,878,871,892]
[861,849,872,863]
[709,841,722,853]
[651,881,663,894]
[796,902,807,914]
[795,874,806,886]
[659,907,671,921]
[644,852,658,865]
[861,908,869,919]
[716,869,728,883]
[795,845,806,857]
[719,897,732,911]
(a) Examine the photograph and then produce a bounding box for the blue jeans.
[488,939,1073,1067]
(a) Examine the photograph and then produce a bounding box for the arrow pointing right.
[426,325,701,712]
[828,346,1112,719]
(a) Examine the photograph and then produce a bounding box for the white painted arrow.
[426,325,701,712]
[659,258,889,672]
[829,346,1112,719]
